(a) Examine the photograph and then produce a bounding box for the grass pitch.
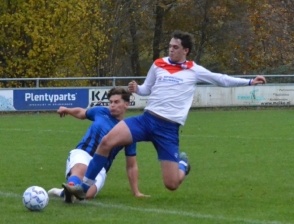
[0,108,294,224]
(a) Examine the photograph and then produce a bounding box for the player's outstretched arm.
[57,106,86,119]
[126,156,150,198]
[250,75,266,85]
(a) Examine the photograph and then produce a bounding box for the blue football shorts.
[124,111,180,162]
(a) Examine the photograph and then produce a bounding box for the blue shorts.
[124,111,180,162]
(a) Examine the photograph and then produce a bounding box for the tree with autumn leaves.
[0,0,294,84]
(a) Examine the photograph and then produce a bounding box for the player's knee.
[164,181,179,191]
[85,195,95,200]
[86,186,98,199]
[99,135,114,152]
[85,194,95,200]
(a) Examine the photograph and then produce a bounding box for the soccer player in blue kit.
[48,87,148,202]
[64,30,267,199]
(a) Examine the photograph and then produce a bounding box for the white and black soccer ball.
[22,186,49,211]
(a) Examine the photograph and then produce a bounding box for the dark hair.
[171,30,194,56]
[107,87,132,102]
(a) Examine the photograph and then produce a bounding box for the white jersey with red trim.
[137,57,250,125]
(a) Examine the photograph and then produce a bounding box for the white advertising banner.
[1,86,293,111]
[0,90,16,111]
[192,85,293,107]
[87,86,294,109]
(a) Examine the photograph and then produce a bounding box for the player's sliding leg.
[62,161,87,203]
[64,120,133,199]
[49,172,82,202]
[62,154,108,200]
[85,168,107,200]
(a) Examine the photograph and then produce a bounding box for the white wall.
[129,85,293,108]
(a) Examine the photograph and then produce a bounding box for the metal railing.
[0,76,146,88]
[0,74,294,88]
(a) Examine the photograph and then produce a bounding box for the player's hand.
[128,80,138,93]
[251,75,266,85]
[134,192,151,198]
[57,106,67,117]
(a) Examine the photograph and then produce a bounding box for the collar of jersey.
[168,57,187,65]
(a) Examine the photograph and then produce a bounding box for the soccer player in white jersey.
[48,87,148,202]
[64,30,266,199]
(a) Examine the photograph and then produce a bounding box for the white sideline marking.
[1,191,291,224]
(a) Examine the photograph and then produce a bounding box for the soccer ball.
[22,186,49,211]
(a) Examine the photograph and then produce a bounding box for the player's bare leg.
[97,120,133,156]
[161,161,183,190]
[160,152,190,191]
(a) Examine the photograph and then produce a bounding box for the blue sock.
[82,154,108,191]
[60,176,82,197]
[178,161,187,174]
[67,175,82,185]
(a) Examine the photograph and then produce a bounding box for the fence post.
[36,78,40,88]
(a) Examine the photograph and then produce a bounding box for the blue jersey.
[75,106,136,172]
